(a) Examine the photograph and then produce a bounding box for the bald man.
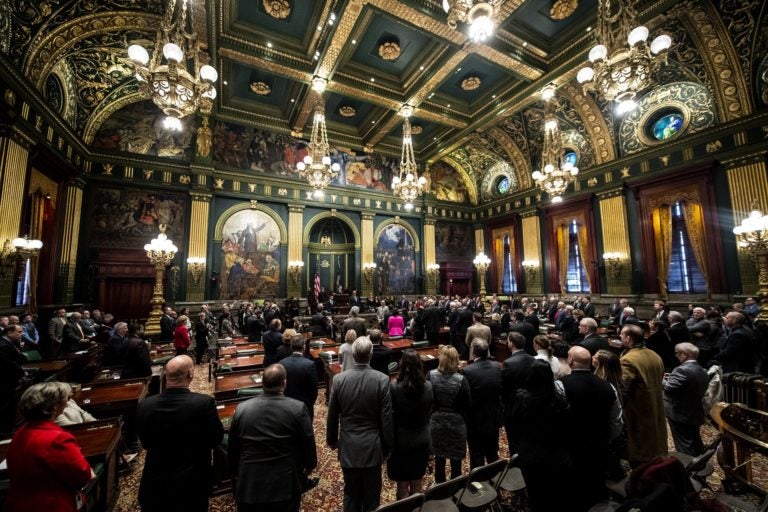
[561,346,623,511]
[136,355,224,512]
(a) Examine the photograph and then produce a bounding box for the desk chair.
[421,475,469,512]
[374,492,424,512]
[492,455,525,493]
[457,458,508,512]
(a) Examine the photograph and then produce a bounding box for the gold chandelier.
[576,0,672,115]
[442,1,496,43]
[531,86,578,203]
[127,0,218,131]
[392,107,426,211]
[296,94,340,198]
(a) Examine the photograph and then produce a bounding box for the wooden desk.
[219,343,263,357]
[214,371,264,400]
[73,379,148,417]
[383,339,413,350]
[216,402,239,431]
[217,337,248,345]
[0,419,121,511]
[23,359,72,382]
[217,354,265,373]
[309,345,340,359]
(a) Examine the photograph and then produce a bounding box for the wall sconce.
[473,252,491,295]
[0,239,14,277]
[363,262,377,284]
[186,256,206,285]
[426,263,440,285]
[521,260,539,282]
[288,260,305,285]
[603,252,623,279]
[12,236,43,258]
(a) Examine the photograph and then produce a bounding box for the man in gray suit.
[663,342,710,456]
[229,364,317,512]
[327,337,393,512]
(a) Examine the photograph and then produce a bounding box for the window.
[496,176,510,196]
[652,112,684,141]
[14,259,31,307]
[563,150,578,167]
[501,234,517,293]
[668,202,706,293]
[566,219,590,293]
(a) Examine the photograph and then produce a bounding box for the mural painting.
[374,225,416,295]
[219,210,282,299]
[435,221,473,260]
[87,186,186,248]
[423,161,468,203]
[92,101,194,159]
[211,121,396,191]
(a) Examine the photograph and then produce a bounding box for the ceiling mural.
[0,0,764,204]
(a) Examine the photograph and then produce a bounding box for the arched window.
[668,202,706,293]
[566,219,590,293]
[501,234,517,293]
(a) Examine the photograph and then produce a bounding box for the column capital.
[288,204,305,213]
[423,218,436,226]
[519,208,539,219]
[596,187,626,200]
[190,191,213,203]
[0,123,36,151]
[67,177,87,190]
[361,212,375,221]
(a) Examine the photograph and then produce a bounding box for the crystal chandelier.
[127,0,218,131]
[531,86,578,203]
[392,107,426,211]
[443,1,496,43]
[296,96,340,198]
[576,0,672,115]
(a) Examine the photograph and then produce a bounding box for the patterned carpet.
[112,364,760,511]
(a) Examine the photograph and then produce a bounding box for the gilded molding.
[303,211,361,249]
[373,217,421,253]
[670,1,752,121]
[82,85,142,145]
[24,12,159,90]
[486,127,531,189]
[441,155,479,205]
[560,82,615,164]
[213,202,288,242]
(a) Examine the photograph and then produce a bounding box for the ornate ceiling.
[1,0,767,204]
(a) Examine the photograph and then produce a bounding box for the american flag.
[314,272,321,300]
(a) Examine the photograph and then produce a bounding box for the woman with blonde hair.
[173,315,190,356]
[592,348,626,480]
[338,329,357,372]
[277,328,298,362]
[533,335,561,378]
[428,345,470,482]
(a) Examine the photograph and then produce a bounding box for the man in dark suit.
[716,311,756,373]
[686,307,711,344]
[341,306,367,338]
[421,299,442,345]
[160,307,175,342]
[578,317,610,356]
[229,363,317,512]
[262,318,284,367]
[246,309,266,343]
[610,299,629,325]
[667,311,691,345]
[663,342,710,456]
[369,329,392,376]
[327,337,393,512]
[62,312,90,353]
[562,346,622,510]
[508,310,536,355]
[397,295,410,311]
[136,355,224,512]
[349,290,362,309]
[523,304,540,331]
[652,299,669,323]
[281,335,319,419]
[326,294,339,315]
[0,325,26,435]
[501,332,535,451]
[581,295,596,319]
[47,308,67,358]
[463,339,503,468]
[310,304,331,337]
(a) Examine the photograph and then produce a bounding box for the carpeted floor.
[112,364,762,511]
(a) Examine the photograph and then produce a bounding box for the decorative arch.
[302,211,361,249]
[23,11,159,89]
[560,82,616,164]
[486,127,532,189]
[373,218,421,253]
[440,155,479,205]
[670,1,753,121]
[214,203,288,243]
[83,83,142,144]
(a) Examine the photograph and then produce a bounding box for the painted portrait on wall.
[219,210,282,300]
[423,161,469,203]
[87,186,187,248]
[435,221,473,260]
[374,224,416,295]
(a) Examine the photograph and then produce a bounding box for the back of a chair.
[423,475,469,503]
[375,492,424,512]
[469,458,508,488]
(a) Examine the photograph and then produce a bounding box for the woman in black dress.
[387,349,433,499]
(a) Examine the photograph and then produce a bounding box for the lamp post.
[144,225,178,336]
[733,208,768,321]
[473,252,491,295]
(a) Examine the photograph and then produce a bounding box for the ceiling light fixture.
[531,85,578,203]
[443,1,497,43]
[577,0,672,115]
[127,0,217,126]
[392,107,426,211]
[296,94,340,198]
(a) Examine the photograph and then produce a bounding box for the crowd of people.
[0,291,764,511]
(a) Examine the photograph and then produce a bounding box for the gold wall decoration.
[707,140,723,153]
[250,82,272,96]
[411,124,423,135]
[461,76,482,91]
[560,83,615,165]
[263,0,291,19]
[550,0,579,20]
[338,105,356,117]
[378,41,401,61]
[196,116,212,158]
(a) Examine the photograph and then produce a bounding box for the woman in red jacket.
[6,382,94,512]
[174,314,191,355]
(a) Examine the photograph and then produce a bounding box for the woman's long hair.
[397,348,425,395]
[594,349,624,406]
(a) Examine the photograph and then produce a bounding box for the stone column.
[423,218,437,294]
[361,212,375,296]
[520,209,542,295]
[597,189,632,295]
[287,204,305,297]
[0,126,33,306]
[56,178,86,304]
[185,192,211,301]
